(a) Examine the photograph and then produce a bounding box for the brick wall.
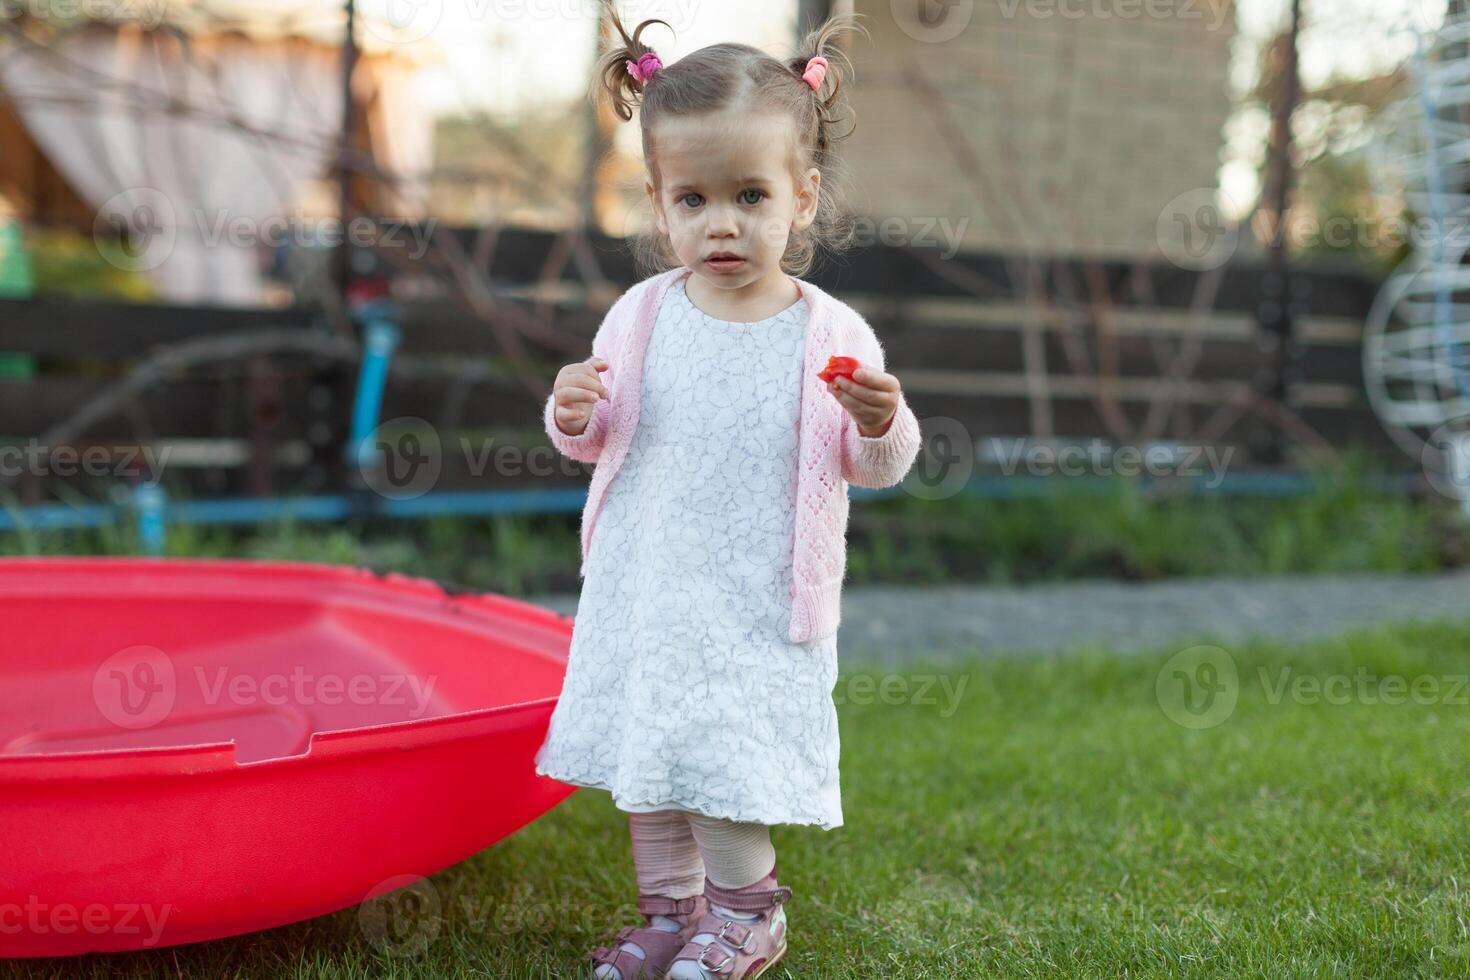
[842,0,1236,260]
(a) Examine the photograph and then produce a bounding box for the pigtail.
[774,12,867,277]
[594,0,673,122]
[789,13,865,164]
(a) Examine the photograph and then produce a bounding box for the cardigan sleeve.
[544,288,630,465]
[544,388,610,464]
[837,315,924,490]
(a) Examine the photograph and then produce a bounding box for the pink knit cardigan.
[543,266,923,643]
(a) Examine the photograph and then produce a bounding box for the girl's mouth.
[705,256,746,273]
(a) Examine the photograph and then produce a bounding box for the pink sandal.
[664,869,792,979]
[589,892,711,980]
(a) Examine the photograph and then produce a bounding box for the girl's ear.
[793,166,821,232]
[645,179,667,235]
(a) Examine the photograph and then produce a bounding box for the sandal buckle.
[698,941,735,972]
[717,919,752,951]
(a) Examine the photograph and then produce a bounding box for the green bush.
[1,445,1461,593]
[844,446,1460,585]
[26,226,157,300]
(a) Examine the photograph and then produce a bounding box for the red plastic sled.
[0,557,577,958]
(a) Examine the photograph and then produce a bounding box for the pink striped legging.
[628,808,776,897]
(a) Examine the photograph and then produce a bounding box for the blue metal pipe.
[345,303,401,473]
[0,472,1422,534]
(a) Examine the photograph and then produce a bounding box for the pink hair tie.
[801,55,828,91]
[626,52,663,83]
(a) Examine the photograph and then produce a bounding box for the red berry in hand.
[818,355,861,384]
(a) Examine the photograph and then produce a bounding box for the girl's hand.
[552,356,609,437]
[828,366,901,437]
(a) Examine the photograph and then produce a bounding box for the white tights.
[591,811,778,979]
[628,808,776,897]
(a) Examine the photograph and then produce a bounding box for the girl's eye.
[679,193,703,208]
[739,189,766,206]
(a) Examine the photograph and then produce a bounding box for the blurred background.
[0,0,1465,592]
[7,3,1470,974]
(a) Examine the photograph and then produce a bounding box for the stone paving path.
[524,570,1470,665]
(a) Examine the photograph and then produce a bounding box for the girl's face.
[645,110,820,297]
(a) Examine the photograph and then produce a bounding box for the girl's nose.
[706,206,740,237]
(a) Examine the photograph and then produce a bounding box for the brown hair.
[594,1,868,278]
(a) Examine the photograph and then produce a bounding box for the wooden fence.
[0,226,1397,506]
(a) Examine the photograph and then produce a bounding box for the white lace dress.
[534,280,843,831]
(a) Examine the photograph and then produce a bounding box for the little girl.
[534,6,921,978]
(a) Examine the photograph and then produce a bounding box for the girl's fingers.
[853,367,899,391]
[831,386,885,426]
[574,371,609,398]
[835,376,891,408]
[555,387,602,405]
[556,363,608,398]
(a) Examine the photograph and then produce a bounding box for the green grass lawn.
[9,618,1470,978]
